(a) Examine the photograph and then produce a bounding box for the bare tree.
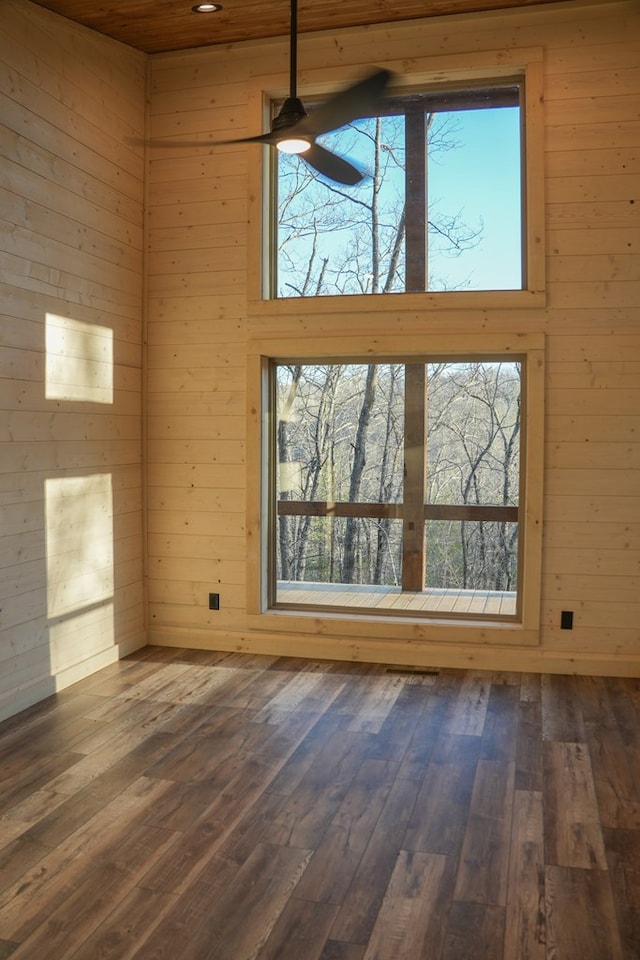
[277,112,482,297]
[427,362,520,590]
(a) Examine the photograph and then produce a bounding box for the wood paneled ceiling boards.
[30,0,565,54]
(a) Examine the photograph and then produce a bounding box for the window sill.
[247,287,545,318]
[245,609,541,648]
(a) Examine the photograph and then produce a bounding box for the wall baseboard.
[148,625,640,679]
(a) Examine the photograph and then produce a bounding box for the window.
[271,79,524,298]
[268,355,525,621]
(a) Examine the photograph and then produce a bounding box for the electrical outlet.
[208,593,220,610]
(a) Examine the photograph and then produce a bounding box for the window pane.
[276,363,405,504]
[274,84,522,297]
[277,112,407,296]
[427,361,521,506]
[277,517,403,593]
[425,519,518,614]
[271,356,522,621]
[427,107,521,290]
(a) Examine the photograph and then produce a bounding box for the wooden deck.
[277,581,518,617]
[0,646,637,959]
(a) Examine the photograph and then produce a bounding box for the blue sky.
[427,108,522,290]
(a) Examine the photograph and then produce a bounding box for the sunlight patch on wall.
[45,314,113,404]
[45,474,114,619]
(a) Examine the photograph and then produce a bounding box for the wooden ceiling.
[29,0,563,54]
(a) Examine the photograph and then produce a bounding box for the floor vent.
[385,666,440,676]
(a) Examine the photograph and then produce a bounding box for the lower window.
[269,356,525,621]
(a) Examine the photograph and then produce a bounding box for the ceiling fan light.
[276,138,311,155]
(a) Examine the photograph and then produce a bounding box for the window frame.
[246,48,545,318]
[246,332,545,649]
[271,78,525,299]
[270,357,524,621]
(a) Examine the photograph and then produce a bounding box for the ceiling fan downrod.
[273,0,307,135]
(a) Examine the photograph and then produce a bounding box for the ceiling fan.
[223,0,393,184]
[147,0,393,185]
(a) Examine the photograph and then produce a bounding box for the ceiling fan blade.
[222,131,280,146]
[139,131,280,149]
[303,143,364,185]
[138,139,220,148]
[296,68,393,138]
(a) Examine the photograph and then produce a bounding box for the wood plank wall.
[1,0,148,721]
[146,0,640,676]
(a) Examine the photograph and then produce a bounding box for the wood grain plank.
[262,731,372,849]
[586,721,640,830]
[0,837,52,900]
[251,671,330,724]
[603,827,640,957]
[361,851,456,960]
[545,866,624,960]
[261,710,343,797]
[441,902,506,960]
[541,675,586,742]
[515,699,543,792]
[140,778,230,833]
[404,735,480,857]
[454,760,515,906]
[141,712,326,893]
[124,843,249,959]
[144,712,268,783]
[480,682,520,761]
[67,699,189,761]
[256,897,339,960]
[330,777,421,946]
[1,819,178,949]
[605,676,640,750]
[0,692,107,752]
[0,750,85,818]
[19,732,177,849]
[396,672,459,779]
[293,758,398,905]
[543,741,608,869]
[444,673,492,736]
[320,943,366,960]
[62,885,178,960]
[156,842,312,960]
[503,790,545,960]
[342,675,407,735]
[365,681,430,764]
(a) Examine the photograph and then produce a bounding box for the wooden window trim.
[246,332,544,647]
[247,49,545,315]
[277,502,519,523]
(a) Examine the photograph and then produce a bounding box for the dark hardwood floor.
[0,646,639,959]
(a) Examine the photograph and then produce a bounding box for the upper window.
[271,79,524,298]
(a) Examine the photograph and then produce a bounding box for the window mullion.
[404,104,427,293]
[402,363,427,591]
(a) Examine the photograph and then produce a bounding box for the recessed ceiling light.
[192,3,222,12]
